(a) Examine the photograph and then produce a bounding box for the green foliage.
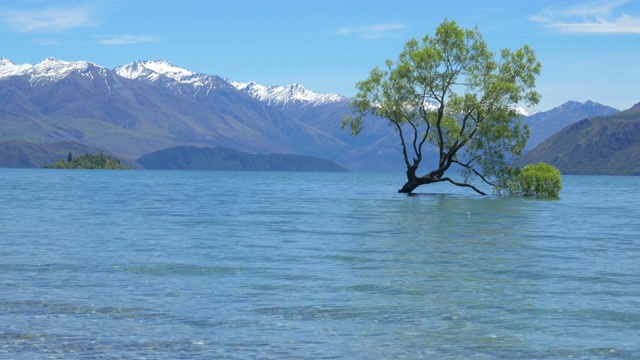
[342,19,541,194]
[509,163,562,197]
[45,152,130,170]
[47,159,68,169]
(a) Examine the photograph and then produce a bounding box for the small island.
[45,152,131,170]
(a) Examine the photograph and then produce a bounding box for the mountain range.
[524,100,619,150]
[521,103,640,175]
[0,57,635,173]
[0,57,391,170]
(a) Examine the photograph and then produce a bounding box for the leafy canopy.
[514,162,563,197]
[343,19,541,195]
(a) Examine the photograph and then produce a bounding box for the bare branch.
[452,159,496,187]
[442,177,487,195]
[393,121,412,169]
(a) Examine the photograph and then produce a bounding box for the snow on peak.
[115,60,191,79]
[114,59,211,87]
[32,57,94,79]
[229,80,346,106]
[515,106,530,116]
[0,57,103,80]
[0,58,32,78]
[138,60,193,77]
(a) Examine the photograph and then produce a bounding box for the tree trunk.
[398,168,444,194]
[398,180,421,194]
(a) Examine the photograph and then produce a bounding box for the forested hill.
[136,146,348,172]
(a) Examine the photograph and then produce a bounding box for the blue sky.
[1,0,639,112]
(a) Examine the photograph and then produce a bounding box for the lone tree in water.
[343,19,541,195]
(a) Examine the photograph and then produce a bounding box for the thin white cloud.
[1,4,97,33]
[98,35,160,45]
[532,0,640,34]
[33,38,61,46]
[337,22,405,39]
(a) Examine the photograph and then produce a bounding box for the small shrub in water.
[516,162,562,197]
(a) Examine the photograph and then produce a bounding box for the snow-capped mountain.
[515,106,532,116]
[0,58,32,78]
[114,60,195,81]
[2,56,629,172]
[115,61,347,107]
[113,59,226,98]
[0,57,353,166]
[228,80,346,107]
[0,57,108,83]
[114,60,215,87]
[1,57,345,107]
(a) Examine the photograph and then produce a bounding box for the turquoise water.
[1,169,639,359]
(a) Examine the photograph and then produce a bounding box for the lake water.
[0,169,639,359]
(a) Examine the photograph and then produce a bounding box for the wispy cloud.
[98,35,160,45]
[337,22,405,39]
[1,4,97,33]
[33,38,61,46]
[532,0,640,34]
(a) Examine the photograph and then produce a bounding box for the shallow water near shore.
[1,169,639,359]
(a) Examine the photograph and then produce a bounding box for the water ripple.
[1,171,639,358]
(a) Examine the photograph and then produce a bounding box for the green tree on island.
[343,19,546,195]
[45,152,130,170]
